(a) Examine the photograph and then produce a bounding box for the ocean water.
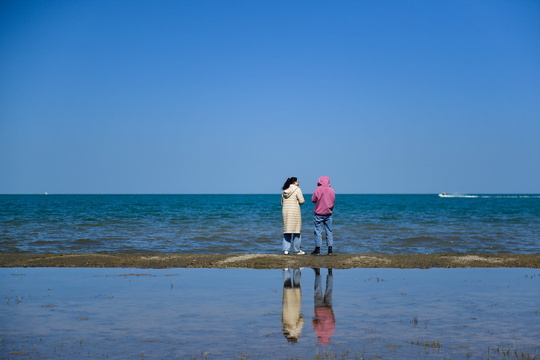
[1,194,539,254]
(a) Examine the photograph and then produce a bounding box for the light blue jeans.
[283,268,302,288]
[314,214,333,247]
[314,269,333,307]
[283,233,302,252]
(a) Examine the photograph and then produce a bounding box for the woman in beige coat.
[282,268,304,342]
[281,177,305,255]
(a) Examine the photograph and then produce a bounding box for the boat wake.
[439,193,478,198]
[439,193,540,199]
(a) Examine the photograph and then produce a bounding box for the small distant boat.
[439,193,478,198]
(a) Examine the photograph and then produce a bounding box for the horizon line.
[2,192,539,196]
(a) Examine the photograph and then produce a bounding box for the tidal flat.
[1,267,539,359]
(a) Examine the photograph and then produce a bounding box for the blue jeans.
[283,233,302,252]
[283,268,302,288]
[314,269,333,307]
[314,214,333,247]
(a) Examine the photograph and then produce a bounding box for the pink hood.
[312,176,335,215]
[317,176,331,187]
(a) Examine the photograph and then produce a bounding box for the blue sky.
[1,0,539,194]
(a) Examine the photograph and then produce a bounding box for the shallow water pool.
[1,267,539,359]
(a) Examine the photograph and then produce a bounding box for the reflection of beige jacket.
[281,185,305,233]
[282,288,304,340]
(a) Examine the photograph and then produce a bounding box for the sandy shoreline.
[1,253,539,269]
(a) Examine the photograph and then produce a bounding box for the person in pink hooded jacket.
[310,176,336,255]
[312,268,335,346]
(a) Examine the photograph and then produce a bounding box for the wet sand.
[1,253,539,269]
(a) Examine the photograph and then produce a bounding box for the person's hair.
[282,177,298,191]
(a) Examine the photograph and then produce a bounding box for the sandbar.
[1,253,539,269]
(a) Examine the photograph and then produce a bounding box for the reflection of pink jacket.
[312,306,335,345]
[311,176,335,216]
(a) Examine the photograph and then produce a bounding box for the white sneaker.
[296,250,306,255]
[283,251,289,255]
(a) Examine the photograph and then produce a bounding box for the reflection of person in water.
[282,268,304,342]
[312,268,335,346]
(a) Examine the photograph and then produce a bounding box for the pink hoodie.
[311,176,335,216]
[312,306,336,345]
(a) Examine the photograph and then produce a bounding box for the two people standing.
[281,176,336,255]
[281,267,335,345]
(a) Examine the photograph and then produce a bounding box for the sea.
[1,194,539,254]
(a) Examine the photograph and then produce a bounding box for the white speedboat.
[439,193,478,198]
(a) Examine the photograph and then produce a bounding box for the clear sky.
[1,0,539,194]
